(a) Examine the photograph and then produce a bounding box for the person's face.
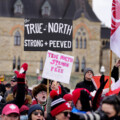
[11,81,17,87]
[36,91,47,104]
[2,113,19,120]
[85,71,93,81]
[51,81,59,90]
[76,100,82,110]
[31,110,44,120]
[55,110,71,120]
[102,103,117,118]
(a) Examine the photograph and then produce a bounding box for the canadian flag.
[110,0,120,57]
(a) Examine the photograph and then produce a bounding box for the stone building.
[0,0,117,78]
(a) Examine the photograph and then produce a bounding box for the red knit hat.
[50,90,71,117]
[63,94,73,102]
[72,88,90,106]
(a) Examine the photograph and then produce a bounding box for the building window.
[76,38,78,48]
[14,0,23,15]
[84,38,86,49]
[102,41,105,46]
[81,57,86,72]
[75,57,79,72]
[13,56,16,70]
[17,57,20,70]
[75,27,87,49]
[80,37,82,48]
[14,31,21,46]
[40,58,43,71]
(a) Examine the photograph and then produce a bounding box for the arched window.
[13,56,16,70]
[76,38,78,48]
[80,37,82,48]
[81,57,86,72]
[14,31,21,46]
[17,56,20,70]
[75,57,79,72]
[84,38,86,49]
[40,58,43,71]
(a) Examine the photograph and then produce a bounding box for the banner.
[92,76,115,94]
[42,50,74,84]
[110,0,120,57]
[24,18,72,51]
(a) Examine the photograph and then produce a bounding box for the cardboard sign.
[42,50,74,84]
[24,18,73,51]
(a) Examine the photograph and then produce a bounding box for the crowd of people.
[0,60,120,120]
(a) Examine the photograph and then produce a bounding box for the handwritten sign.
[42,50,74,84]
[24,18,72,51]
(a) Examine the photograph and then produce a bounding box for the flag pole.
[109,50,112,91]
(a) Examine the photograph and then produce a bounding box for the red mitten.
[14,63,28,79]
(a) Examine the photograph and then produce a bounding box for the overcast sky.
[93,0,112,28]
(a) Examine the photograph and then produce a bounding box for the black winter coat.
[75,79,96,92]
[75,66,119,92]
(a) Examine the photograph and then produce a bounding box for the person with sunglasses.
[28,104,45,120]
[47,90,71,120]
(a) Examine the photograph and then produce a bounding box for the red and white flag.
[110,0,120,57]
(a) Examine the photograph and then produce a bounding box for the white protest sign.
[42,50,74,84]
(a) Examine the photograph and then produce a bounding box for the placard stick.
[109,50,112,91]
[47,79,49,97]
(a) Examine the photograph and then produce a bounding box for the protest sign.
[42,50,74,84]
[24,18,72,51]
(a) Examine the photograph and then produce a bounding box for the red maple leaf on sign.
[111,0,120,35]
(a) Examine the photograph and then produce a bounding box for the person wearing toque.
[28,104,45,120]
[47,90,71,120]
[75,68,96,92]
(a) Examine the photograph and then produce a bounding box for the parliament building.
[0,0,117,78]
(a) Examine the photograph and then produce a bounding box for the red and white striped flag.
[110,0,120,57]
